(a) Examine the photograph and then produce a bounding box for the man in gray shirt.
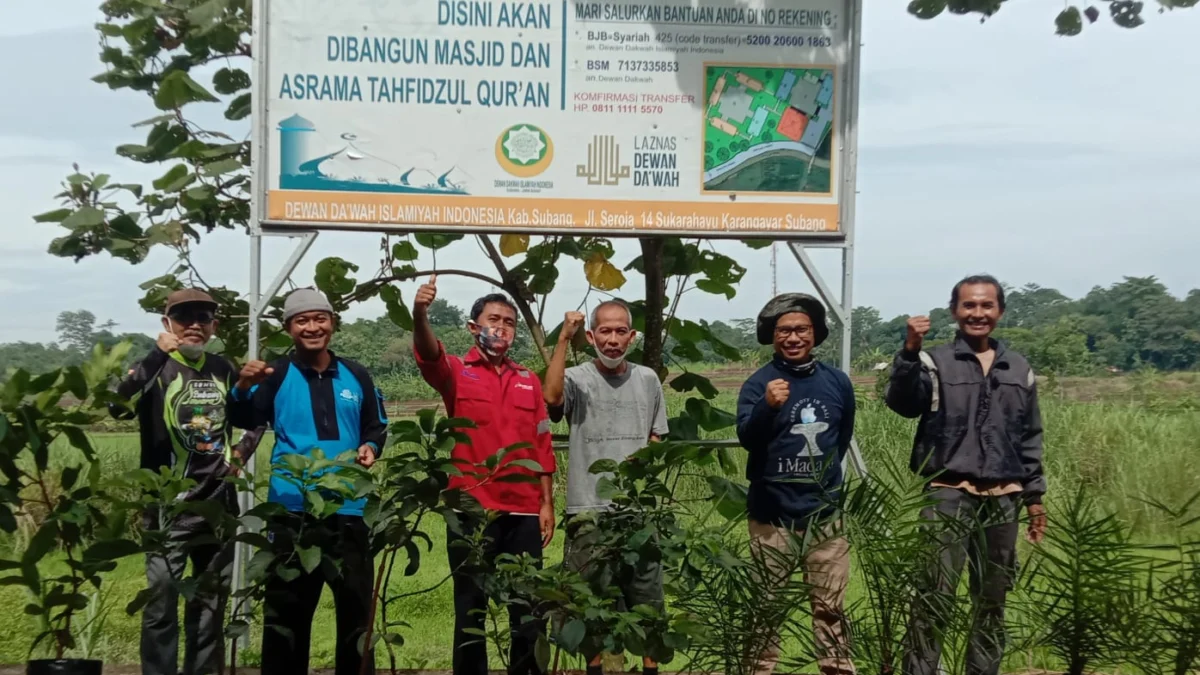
[544,300,669,675]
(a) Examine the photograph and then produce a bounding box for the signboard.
[256,0,859,237]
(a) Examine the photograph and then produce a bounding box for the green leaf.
[61,426,96,461]
[558,618,586,652]
[1055,6,1084,35]
[133,114,176,128]
[202,158,243,176]
[212,67,251,95]
[589,458,620,474]
[314,257,359,296]
[742,239,773,250]
[60,466,81,492]
[534,633,551,671]
[505,458,544,472]
[418,408,437,434]
[414,233,463,250]
[403,540,421,576]
[23,522,59,565]
[706,476,748,520]
[297,546,321,574]
[391,241,419,262]
[379,285,414,331]
[187,0,227,31]
[96,22,123,37]
[33,208,72,224]
[907,0,948,19]
[152,164,190,191]
[695,278,736,299]
[155,70,220,110]
[224,93,251,121]
[83,539,141,562]
[61,367,88,400]
[669,372,719,400]
[61,207,106,230]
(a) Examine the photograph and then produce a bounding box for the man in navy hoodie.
[736,293,856,675]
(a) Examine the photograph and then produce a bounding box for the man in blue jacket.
[736,293,856,675]
[234,288,387,675]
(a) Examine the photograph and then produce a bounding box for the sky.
[1,1,1198,344]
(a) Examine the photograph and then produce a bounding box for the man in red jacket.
[411,275,556,675]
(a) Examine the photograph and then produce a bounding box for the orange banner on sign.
[266,190,839,236]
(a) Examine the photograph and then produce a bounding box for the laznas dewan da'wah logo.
[495,124,554,178]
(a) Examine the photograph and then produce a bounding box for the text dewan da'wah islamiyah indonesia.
[280,202,832,232]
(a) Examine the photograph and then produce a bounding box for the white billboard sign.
[256,0,859,237]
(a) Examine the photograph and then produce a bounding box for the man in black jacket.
[110,288,263,675]
[886,275,1047,675]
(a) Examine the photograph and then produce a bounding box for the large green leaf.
[314,257,359,296]
[1055,7,1083,35]
[669,372,719,399]
[297,546,321,574]
[22,522,59,566]
[155,71,220,110]
[558,618,586,652]
[379,284,414,331]
[61,207,105,230]
[83,539,141,562]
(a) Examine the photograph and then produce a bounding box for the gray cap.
[283,288,334,323]
[756,293,829,346]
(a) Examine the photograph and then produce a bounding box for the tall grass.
[3,384,1198,668]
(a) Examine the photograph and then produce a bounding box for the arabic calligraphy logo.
[495,124,554,178]
[576,135,631,186]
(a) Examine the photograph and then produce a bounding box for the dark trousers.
[141,528,231,675]
[261,515,376,675]
[903,487,1020,675]
[447,513,546,675]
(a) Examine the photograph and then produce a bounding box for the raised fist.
[905,315,932,353]
[236,360,274,391]
[414,274,437,314]
[157,332,180,354]
[765,378,790,409]
[561,311,585,342]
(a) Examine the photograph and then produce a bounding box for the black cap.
[755,293,829,346]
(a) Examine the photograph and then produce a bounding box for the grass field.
[3,373,1199,670]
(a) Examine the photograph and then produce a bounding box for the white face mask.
[596,350,626,369]
[591,331,637,369]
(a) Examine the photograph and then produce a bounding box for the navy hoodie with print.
[736,358,856,528]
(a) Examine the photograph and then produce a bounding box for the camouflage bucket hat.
[755,293,829,346]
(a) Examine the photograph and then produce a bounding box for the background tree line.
[4,275,1196,388]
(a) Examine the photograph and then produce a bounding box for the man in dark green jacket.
[110,288,262,675]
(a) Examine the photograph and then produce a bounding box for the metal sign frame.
[232,0,865,652]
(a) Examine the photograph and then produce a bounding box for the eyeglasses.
[774,325,813,338]
[169,310,215,326]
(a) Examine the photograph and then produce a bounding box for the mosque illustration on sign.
[277,114,470,195]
